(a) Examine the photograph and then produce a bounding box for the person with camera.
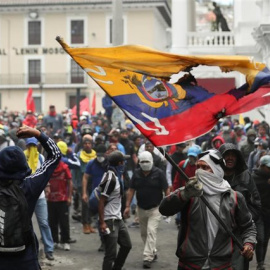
[159,149,256,270]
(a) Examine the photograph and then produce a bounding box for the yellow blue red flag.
[57,37,270,146]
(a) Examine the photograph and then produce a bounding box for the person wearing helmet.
[219,143,261,270]
[124,151,169,269]
[159,149,256,270]
[98,150,132,270]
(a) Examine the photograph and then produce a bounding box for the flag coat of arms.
[57,37,270,147]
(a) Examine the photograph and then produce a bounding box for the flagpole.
[158,148,244,251]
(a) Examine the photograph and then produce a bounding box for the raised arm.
[17,126,61,199]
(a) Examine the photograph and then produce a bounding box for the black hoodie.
[219,143,261,221]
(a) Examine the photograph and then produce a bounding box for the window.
[68,95,86,109]
[71,59,84,83]
[28,59,41,84]
[71,20,84,44]
[28,21,41,45]
[33,96,41,113]
[108,18,125,45]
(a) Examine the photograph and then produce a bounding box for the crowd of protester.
[1,102,270,270]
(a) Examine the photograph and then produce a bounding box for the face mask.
[139,161,153,171]
[116,164,125,174]
[248,135,256,143]
[97,156,105,163]
[223,126,230,131]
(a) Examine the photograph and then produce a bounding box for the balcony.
[187,31,235,54]
[0,73,88,89]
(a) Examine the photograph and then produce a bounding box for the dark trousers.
[255,214,270,264]
[81,199,92,224]
[102,219,132,270]
[47,201,70,243]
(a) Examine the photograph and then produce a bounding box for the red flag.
[91,92,96,116]
[71,97,90,115]
[26,88,35,112]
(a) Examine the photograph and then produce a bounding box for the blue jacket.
[0,133,61,270]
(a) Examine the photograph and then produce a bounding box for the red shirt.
[47,161,71,202]
[173,159,196,190]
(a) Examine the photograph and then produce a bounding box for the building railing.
[0,73,87,86]
[187,31,235,47]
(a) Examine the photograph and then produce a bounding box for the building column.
[171,0,195,54]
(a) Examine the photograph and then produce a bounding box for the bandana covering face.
[197,153,230,195]
[24,146,39,173]
[196,169,231,195]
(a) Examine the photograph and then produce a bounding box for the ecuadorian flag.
[57,37,270,147]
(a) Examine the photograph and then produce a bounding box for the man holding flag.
[159,150,256,270]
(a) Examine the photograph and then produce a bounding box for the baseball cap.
[25,137,38,146]
[187,146,201,157]
[107,150,130,166]
[96,144,107,157]
[260,155,270,167]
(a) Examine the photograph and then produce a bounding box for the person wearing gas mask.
[124,151,170,269]
[159,149,256,270]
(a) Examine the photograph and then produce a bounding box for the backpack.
[88,186,102,216]
[88,170,124,215]
[0,181,32,253]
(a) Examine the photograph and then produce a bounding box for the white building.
[0,0,171,113]
[170,0,270,122]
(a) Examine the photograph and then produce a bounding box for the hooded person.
[219,143,261,270]
[211,135,225,150]
[159,149,256,270]
[219,143,261,222]
[0,126,61,270]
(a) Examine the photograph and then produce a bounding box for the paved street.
[34,214,270,270]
